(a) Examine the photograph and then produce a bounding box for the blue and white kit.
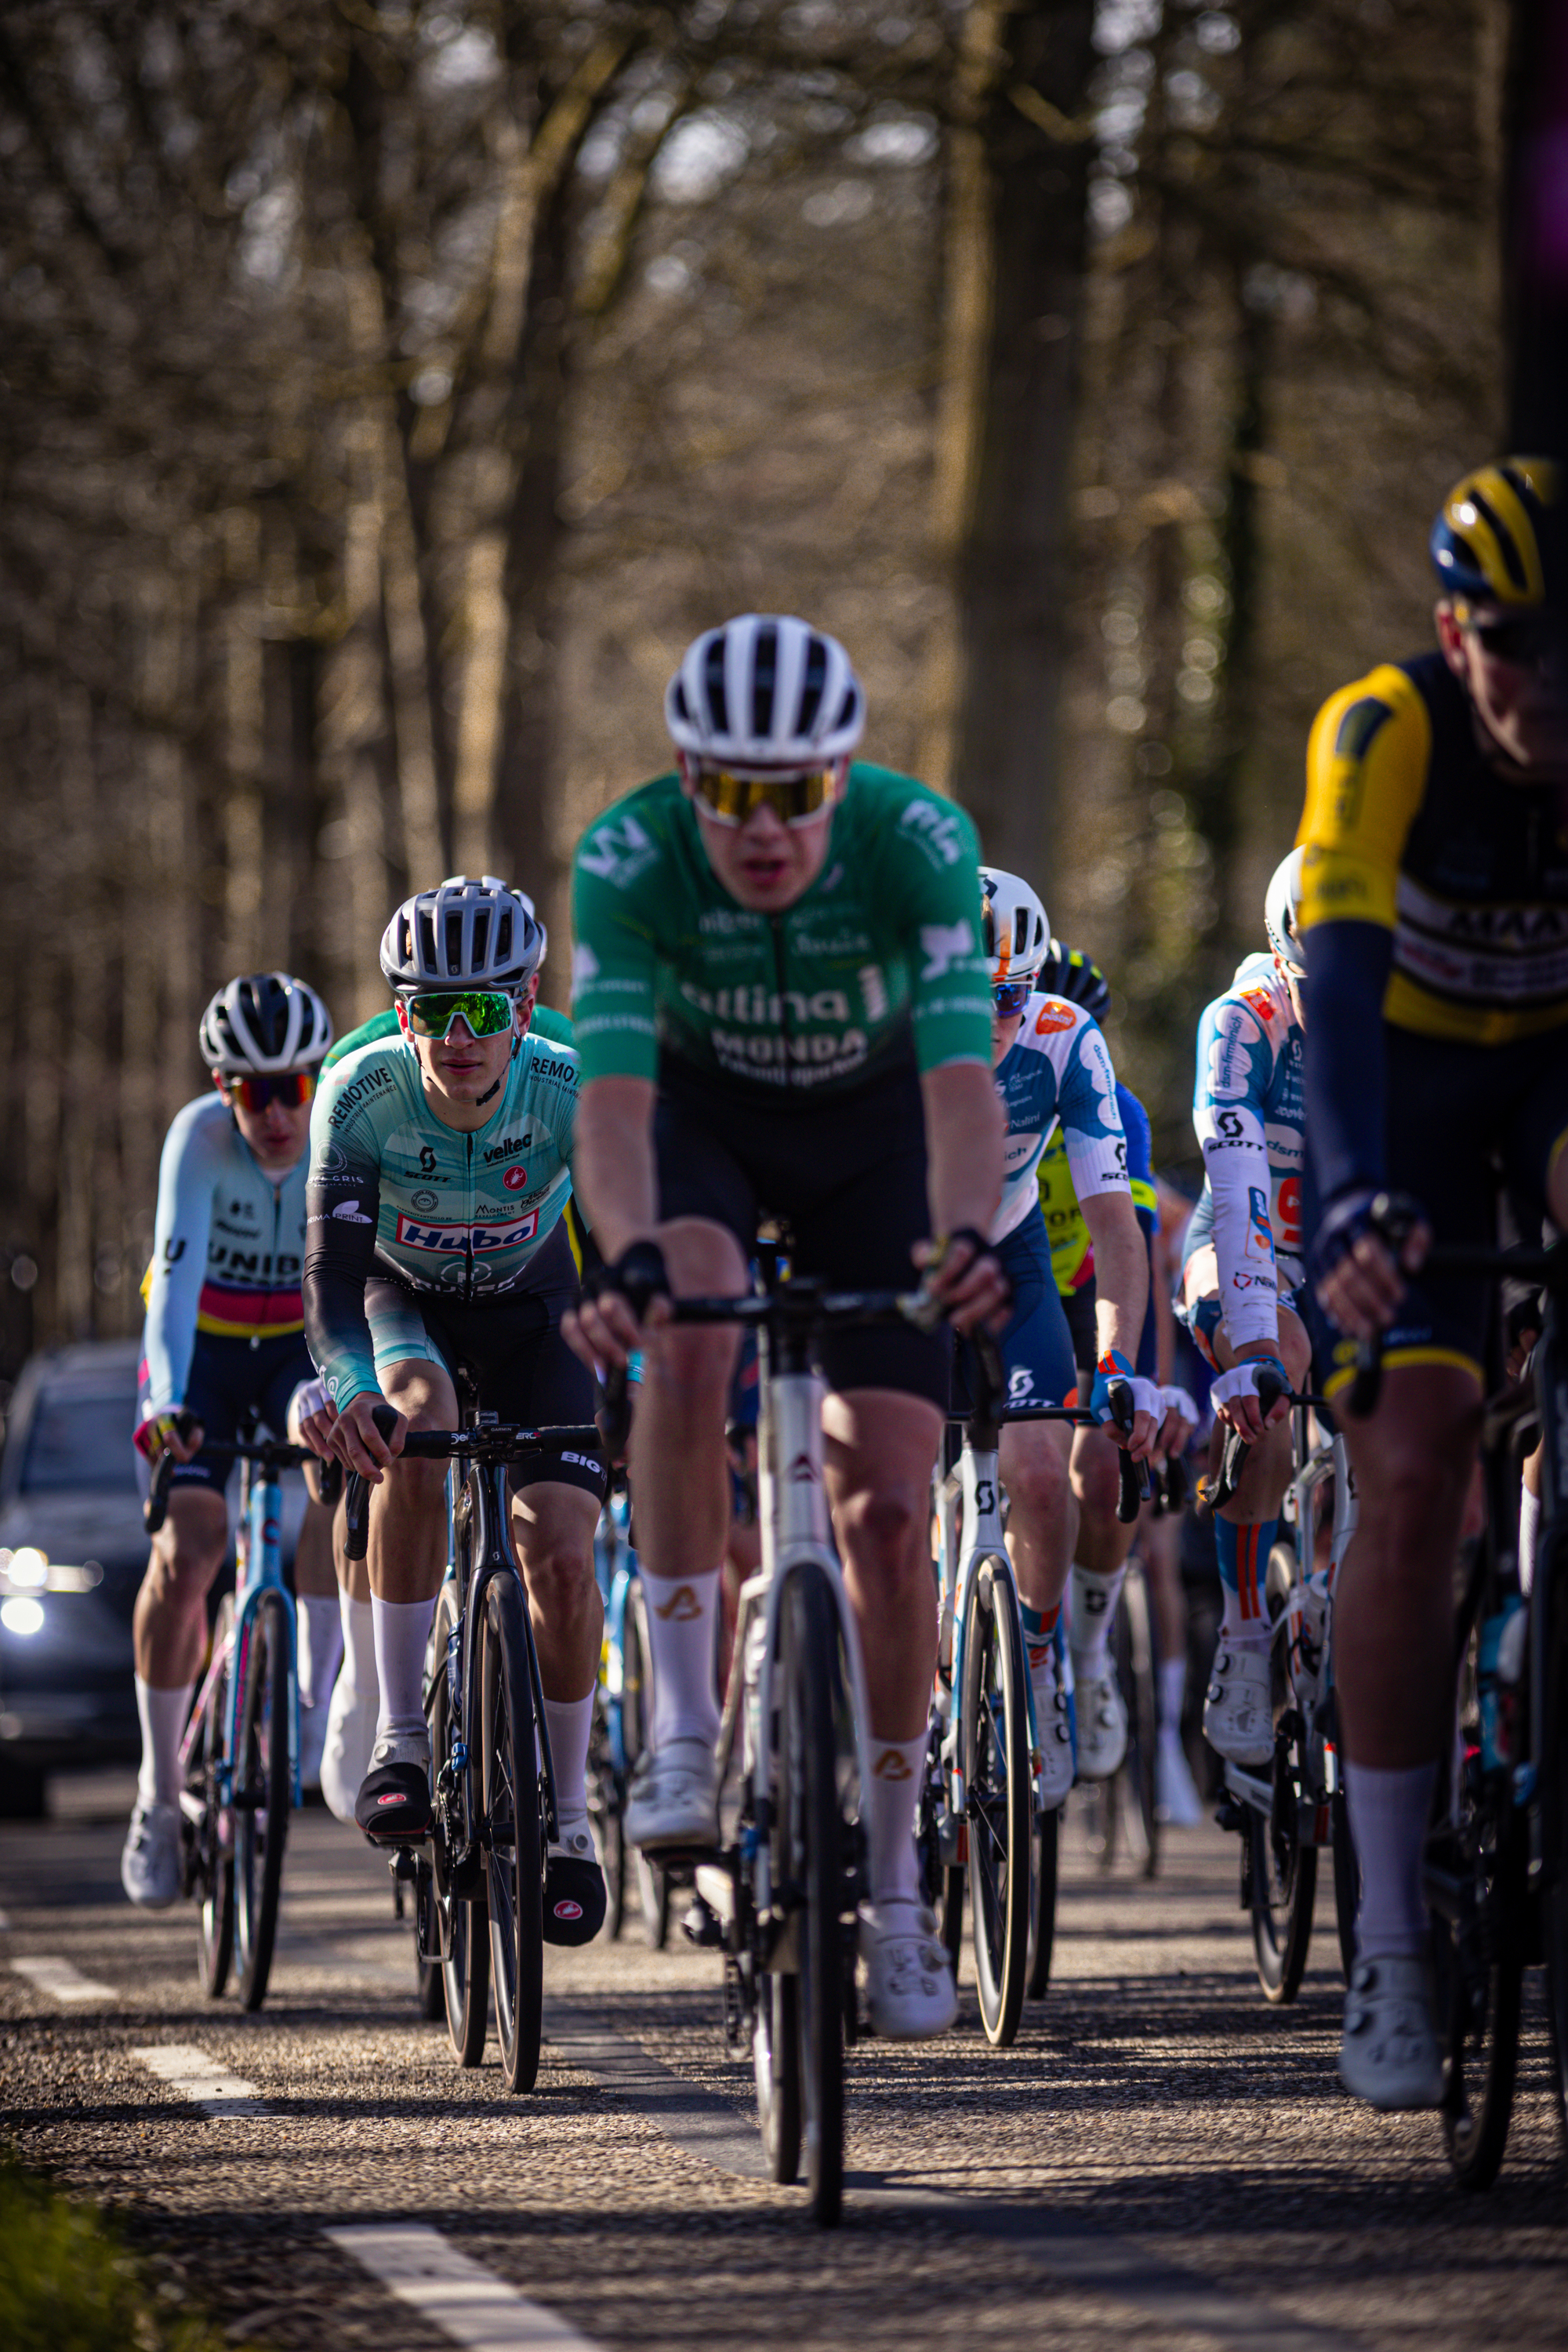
[1181,950,1306,1356]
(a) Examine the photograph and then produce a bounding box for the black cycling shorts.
[365,1222,605,1500]
[1319,1023,1568,1395]
[145,1329,314,1497]
[654,1056,949,1409]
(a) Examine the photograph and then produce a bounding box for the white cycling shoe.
[1072,1662,1128,1780]
[1026,1636,1076,1809]
[121,1798,182,1910]
[1339,1955,1444,2110]
[319,1673,379,1828]
[1155,1726,1205,1825]
[623,1736,720,1850]
[1203,1642,1273,1766]
[859,1899,958,2038]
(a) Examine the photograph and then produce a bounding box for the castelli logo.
[503,1165,528,1191]
[377,1793,403,1806]
[1034,998,1076,1034]
[554,1899,583,1921]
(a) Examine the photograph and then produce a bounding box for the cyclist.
[299,875,609,1945]
[1298,458,1568,2109]
[303,935,574,1827]
[123,973,338,1908]
[1032,940,1198,1805]
[1178,852,1313,1773]
[976,875,1162,1814]
[564,613,1057,2038]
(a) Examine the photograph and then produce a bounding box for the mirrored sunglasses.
[228,1070,315,1113]
[692,765,839,827]
[400,989,516,1040]
[992,980,1032,1016]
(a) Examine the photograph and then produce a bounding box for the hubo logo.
[1007,1367,1035,1401]
[898,799,965,867]
[655,1584,702,1622]
[578,813,657,891]
[919,920,973,980]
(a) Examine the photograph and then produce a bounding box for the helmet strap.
[474,1070,504,1107]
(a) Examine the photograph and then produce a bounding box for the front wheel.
[427,1585,489,2063]
[1025,1801,1058,1998]
[234,1591,291,2012]
[189,1600,234,2000]
[480,1572,545,2094]
[960,1559,1031,2047]
[1330,1780,1359,1984]
[1432,1759,1526,2190]
[772,1560,848,2227]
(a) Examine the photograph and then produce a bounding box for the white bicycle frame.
[934,1425,1041,1834]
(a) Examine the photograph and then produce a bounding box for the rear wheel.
[775,1560,847,2227]
[190,1600,234,2000]
[480,1572,544,2094]
[961,1559,1030,2048]
[1542,1560,1568,2152]
[1330,1780,1359,1984]
[1247,1621,1316,2004]
[1122,1569,1161,1879]
[1433,1747,1526,2190]
[754,1970,801,2185]
[234,1592,290,2012]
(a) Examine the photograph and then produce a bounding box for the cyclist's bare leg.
[292,1497,337,1595]
[132,1487,229,1690]
[366,1357,457,1605]
[1069,1421,1138,1577]
[510,1483,604,1703]
[999,1417,1076,1617]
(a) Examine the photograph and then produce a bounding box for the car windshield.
[20,1391,139,1493]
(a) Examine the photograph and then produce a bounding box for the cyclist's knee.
[1000,1437,1069,1528]
[837,1483,926,1587]
[381,1453,448,1515]
[644,1324,734,1414]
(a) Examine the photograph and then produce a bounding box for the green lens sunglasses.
[400,989,516,1040]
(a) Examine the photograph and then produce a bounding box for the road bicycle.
[342,1399,603,2095]
[1210,1370,1359,2002]
[1349,1215,1568,2189]
[920,1344,1142,2039]
[1076,1554,1162,1882]
[588,1477,670,1947]
[146,1415,336,2012]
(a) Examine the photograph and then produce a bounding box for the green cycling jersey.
[570,763,992,1098]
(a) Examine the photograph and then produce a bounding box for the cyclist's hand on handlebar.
[1210,1351,1290,1443]
[1156,1382,1199,1458]
[564,1240,672,1374]
[913,1228,1011,1334]
[332,1393,405,1482]
[1311,1187,1428,1341]
[287,1375,339,1462]
[1089,1352,1161,1462]
[134,1410,204,1465]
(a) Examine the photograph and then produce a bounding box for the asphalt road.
[3,1769,1567,2352]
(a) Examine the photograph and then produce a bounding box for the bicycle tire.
[1434,1764,1526,2190]
[234,1590,291,2012]
[755,1969,802,2185]
[1123,1572,1161,1880]
[1025,1802,1059,1998]
[623,1582,671,1948]
[777,1559,846,2226]
[1544,1575,1568,2154]
[590,1707,626,1943]
[1330,1782,1359,1985]
[960,1559,1030,2047]
[190,1601,234,2000]
[428,1585,489,2063]
[480,1571,545,2094]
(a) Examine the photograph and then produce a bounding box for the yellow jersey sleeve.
[1296,664,1432,934]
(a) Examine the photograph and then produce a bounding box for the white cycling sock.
[1521,1481,1541,1597]
[866,1732,927,1906]
[1345,1758,1437,1962]
[543,1690,594,1832]
[339,1589,378,1700]
[1159,1654,1186,1734]
[296,1594,343,1713]
[645,1568,722,1749]
[136,1675,193,1806]
[1069,1563,1125,1675]
[372,1595,436,1741]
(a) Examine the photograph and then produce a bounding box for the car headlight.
[2,1546,49,1589]
[1,1595,45,1636]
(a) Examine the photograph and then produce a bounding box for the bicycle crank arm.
[1221,1759,1273,1820]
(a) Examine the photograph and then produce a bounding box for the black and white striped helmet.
[199,973,334,1074]
[379,875,546,991]
[665,615,865,767]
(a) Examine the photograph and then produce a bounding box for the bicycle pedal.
[387,1846,422,1883]
[680,1894,725,1948]
[1214,1791,1247,1835]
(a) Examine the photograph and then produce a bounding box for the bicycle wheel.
[1432,1755,1526,2190]
[479,1571,545,2094]
[1330,1781,1359,1984]
[1543,1575,1568,2152]
[234,1590,290,2012]
[1122,1572,1160,1880]
[427,1586,489,2063]
[961,1559,1031,2047]
[588,1700,626,1942]
[774,1559,847,2227]
[623,1582,670,1948]
[188,1603,234,1999]
[754,1969,801,2186]
[1025,1801,1059,1998]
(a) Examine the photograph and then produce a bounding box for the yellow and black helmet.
[1429,456,1563,608]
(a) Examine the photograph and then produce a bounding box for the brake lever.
[1107,1381,1145,1525]
[343,1403,399,1563]
[142,1410,200,1534]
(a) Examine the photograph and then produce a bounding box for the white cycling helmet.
[665,615,865,767]
[1265,848,1308,977]
[979,868,1051,985]
[199,973,333,1074]
[379,875,546,992]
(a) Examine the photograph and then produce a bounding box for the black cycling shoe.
[354,1749,432,1843]
[543,1827,606,1946]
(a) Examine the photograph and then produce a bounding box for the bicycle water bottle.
[1477,1595,1527,1773]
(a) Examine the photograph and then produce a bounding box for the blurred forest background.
[0,0,1549,1369]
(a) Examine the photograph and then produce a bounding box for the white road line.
[328,2227,597,2352]
[11,1953,118,2004]
[132,2044,265,2118]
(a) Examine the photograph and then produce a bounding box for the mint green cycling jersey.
[303,1030,579,1409]
[570,763,992,1097]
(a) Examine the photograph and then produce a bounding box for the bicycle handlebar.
[1207,1367,1289,1514]
[1345,1218,1568,1418]
[143,1411,340,1534]
[340,1403,604,1561]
